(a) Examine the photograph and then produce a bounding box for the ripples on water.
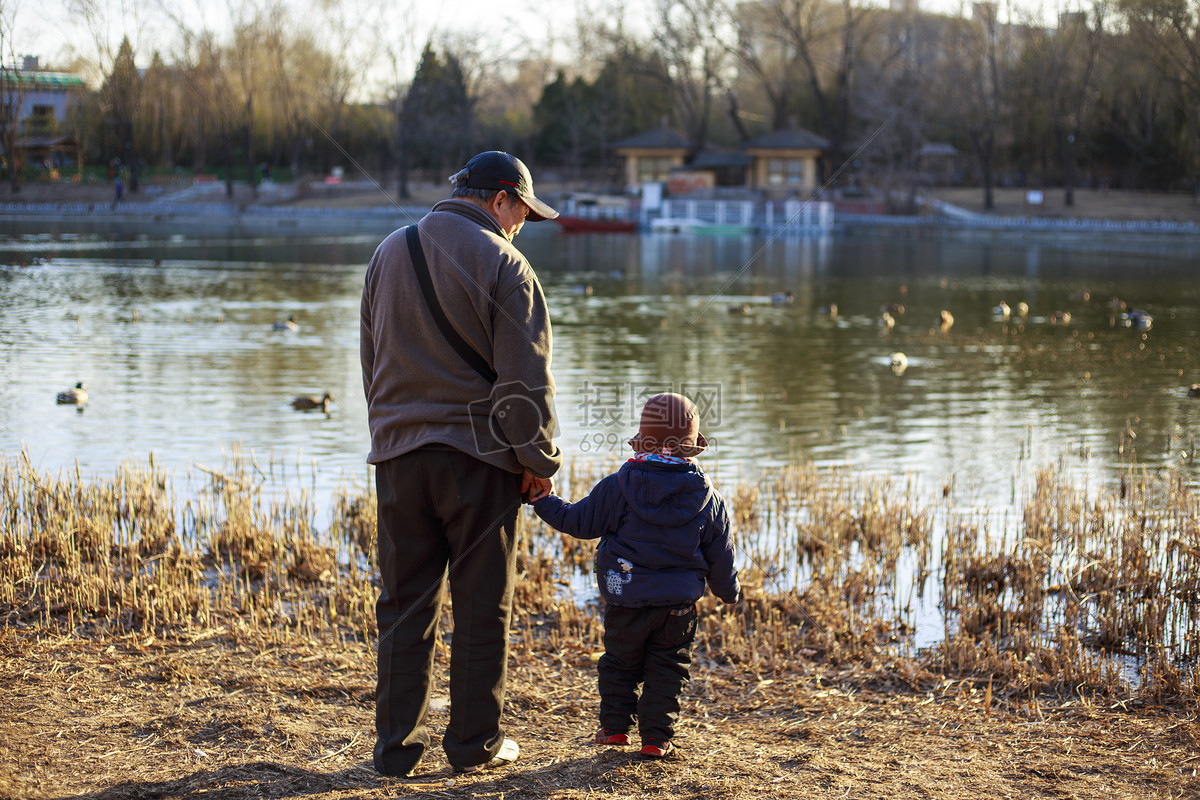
[1,220,1198,524]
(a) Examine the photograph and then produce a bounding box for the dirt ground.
[5,179,1200,223]
[2,624,1197,800]
[0,179,188,206]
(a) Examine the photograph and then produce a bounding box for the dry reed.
[2,450,1196,705]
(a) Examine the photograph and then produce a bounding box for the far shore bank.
[3,181,1200,241]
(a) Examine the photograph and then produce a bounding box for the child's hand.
[521,471,553,502]
[528,481,552,502]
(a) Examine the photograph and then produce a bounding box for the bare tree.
[175,29,238,191]
[227,7,267,198]
[67,0,152,80]
[757,0,881,173]
[0,0,26,191]
[942,2,1014,210]
[851,5,928,208]
[1119,0,1200,197]
[1019,1,1107,206]
[261,23,321,178]
[137,52,177,168]
[165,1,277,198]
[69,0,154,191]
[571,0,636,77]
[306,0,386,184]
[1091,10,1177,189]
[359,1,420,197]
[650,0,733,150]
[728,0,811,133]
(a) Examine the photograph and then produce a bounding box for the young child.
[531,392,740,758]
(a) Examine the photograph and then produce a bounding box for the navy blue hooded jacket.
[533,459,740,608]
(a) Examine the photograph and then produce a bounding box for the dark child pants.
[598,603,699,744]
[373,447,522,776]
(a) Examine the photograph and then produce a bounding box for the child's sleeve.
[700,497,741,603]
[531,475,617,540]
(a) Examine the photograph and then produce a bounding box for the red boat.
[554,215,639,233]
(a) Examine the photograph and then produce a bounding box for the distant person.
[112,176,124,207]
[531,392,741,759]
[361,151,562,777]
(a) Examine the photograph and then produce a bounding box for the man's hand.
[521,470,553,502]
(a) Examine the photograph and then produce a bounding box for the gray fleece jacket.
[360,199,562,478]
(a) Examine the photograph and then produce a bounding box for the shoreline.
[5,198,1200,243]
[3,183,1200,239]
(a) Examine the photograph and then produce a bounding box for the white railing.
[642,198,833,233]
[772,200,835,231]
[654,199,756,226]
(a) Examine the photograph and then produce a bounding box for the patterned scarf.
[630,451,692,466]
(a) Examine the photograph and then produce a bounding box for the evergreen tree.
[531,47,673,176]
[400,43,474,179]
[100,37,142,191]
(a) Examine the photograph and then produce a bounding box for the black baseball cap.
[449,151,559,221]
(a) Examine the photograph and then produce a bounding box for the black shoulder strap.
[405,225,498,384]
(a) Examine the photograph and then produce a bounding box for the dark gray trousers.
[373,447,521,775]
[598,603,698,745]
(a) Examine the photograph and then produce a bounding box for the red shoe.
[595,729,630,745]
[640,740,673,758]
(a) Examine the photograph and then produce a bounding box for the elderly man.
[360,151,562,777]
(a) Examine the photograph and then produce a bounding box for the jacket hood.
[616,461,713,528]
[430,198,506,238]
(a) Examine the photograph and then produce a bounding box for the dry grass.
[2,451,1199,799]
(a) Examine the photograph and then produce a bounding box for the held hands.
[521,470,553,503]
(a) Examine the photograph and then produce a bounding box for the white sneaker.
[455,738,519,773]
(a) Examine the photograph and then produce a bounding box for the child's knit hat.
[628,392,708,458]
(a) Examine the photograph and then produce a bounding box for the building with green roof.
[2,57,86,172]
[3,58,86,136]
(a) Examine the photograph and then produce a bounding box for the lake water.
[2,216,1199,526]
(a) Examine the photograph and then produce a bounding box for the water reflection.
[1,223,1198,522]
